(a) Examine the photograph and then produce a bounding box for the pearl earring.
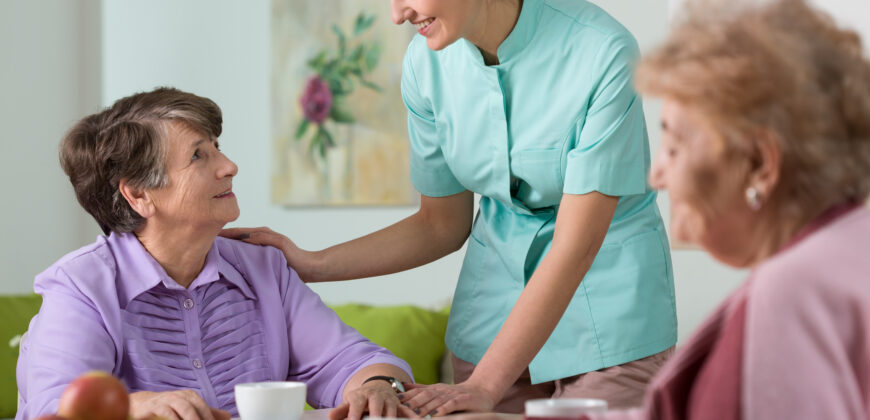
[745,186,763,211]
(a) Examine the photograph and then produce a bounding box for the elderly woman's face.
[390,0,480,51]
[649,100,756,265]
[147,123,239,230]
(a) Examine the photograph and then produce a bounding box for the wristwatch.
[362,375,406,393]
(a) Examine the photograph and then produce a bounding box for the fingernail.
[428,410,438,416]
[237,233,251,240]
[397,394,404,401]
[414,408,421,415]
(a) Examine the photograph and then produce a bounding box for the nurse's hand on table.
[329,380,419,420]
[220,227,312,275]
[400,382,496,417]
[130,390,231,420]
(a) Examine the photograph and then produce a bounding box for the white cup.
[524,398,608,419]
[235,381,307,420]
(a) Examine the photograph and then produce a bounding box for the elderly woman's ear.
[745,130,782,210]
[119,178,156,219]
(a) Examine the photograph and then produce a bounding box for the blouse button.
[183,298,194,310]
[192,358,203,369]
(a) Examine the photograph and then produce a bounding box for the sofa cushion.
[329,304,449,385]
[0,294,42,418]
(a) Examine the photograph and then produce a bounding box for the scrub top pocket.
[510,148,564,210]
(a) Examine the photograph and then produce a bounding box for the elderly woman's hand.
[329,380,418,420]
[129,390,231,420]
[400,382,496,417]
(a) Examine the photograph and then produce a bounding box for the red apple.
[57,371,129,420]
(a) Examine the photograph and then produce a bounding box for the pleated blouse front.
[121,277,270,410]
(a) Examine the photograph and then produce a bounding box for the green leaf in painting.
[332,24,347,58]
[364,42,381,71]
[322,127,336,148]
[359,79,382,92]
[308,128,321,157]
[349,45,364,62]
[330,100,355,123]
[353,13,375,36]
[306,50,327,72]
[295,119,310,139]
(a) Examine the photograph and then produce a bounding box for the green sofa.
[0,295,450,419]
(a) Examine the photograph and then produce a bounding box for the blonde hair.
[637,0,870,217]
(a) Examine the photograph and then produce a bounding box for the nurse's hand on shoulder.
[219,227,310,274]
[400,382,496,417]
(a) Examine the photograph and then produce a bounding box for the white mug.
[524,398,608,419]
[235,381,307,420]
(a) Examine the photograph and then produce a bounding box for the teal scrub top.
[401,0,677,384]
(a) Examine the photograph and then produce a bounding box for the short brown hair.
[636,0,870,217]
[60,87,223,234]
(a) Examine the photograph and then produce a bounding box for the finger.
[436,393,481,416]
[329,402,350,420]
[243,232,278,246]
[416,394,450,417]
[219,227,261,239]
[367,393,386,418]
[398,403,420,419]
[432,398,463,417]
[403,389,439,412]
[154,406,182,420]
[347,395,366,420]
[168,398,204,420]
[210,408,232,420]
[181,390,215,420]
[246,230,294,249]
[385,398,398,418]
[402,383,426,390]
[399,388,422,400]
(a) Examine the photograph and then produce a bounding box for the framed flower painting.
[271,0,418,206]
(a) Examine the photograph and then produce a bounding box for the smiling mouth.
[414,18,435,31]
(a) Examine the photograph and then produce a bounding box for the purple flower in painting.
[300,76,333,124]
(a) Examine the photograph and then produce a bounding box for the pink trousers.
[451,348,674,413]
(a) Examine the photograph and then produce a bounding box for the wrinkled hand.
[129,390,231,420]
[330,381,418,420]
[401,382,496,417]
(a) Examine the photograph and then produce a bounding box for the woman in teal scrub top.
[226,0,676,415]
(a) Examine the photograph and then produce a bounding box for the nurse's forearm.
[304,190,474,282]
[468,250,595,401]
[465,192,617,402]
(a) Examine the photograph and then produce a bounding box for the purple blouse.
[16,232,412,420]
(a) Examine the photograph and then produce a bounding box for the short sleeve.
[401,45,465,197]
[563,33,649,196]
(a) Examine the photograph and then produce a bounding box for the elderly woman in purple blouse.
[16,88,415,420]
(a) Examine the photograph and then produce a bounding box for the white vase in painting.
[322,123,354,204]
